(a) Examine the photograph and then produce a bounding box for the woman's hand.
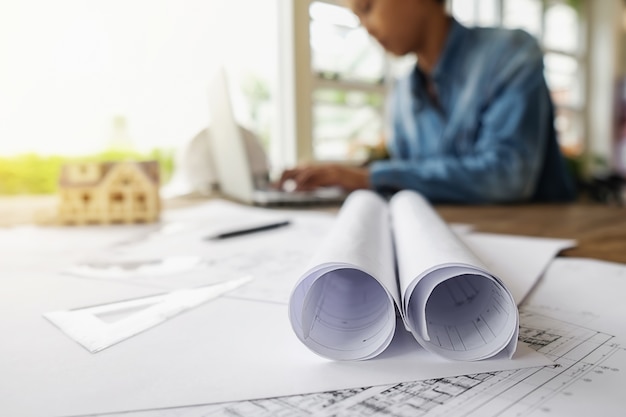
[278,164,370,192]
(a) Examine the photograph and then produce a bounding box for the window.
[449,0,587,156]
[0,0,279,161]
[289,0,590,167]
[307,1,389,162]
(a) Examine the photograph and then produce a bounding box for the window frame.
[283,0,620,174]
[279,0,390,166]
[450,0,588,154]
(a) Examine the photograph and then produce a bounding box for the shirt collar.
[409,18,468,107]
[431,17,468,82]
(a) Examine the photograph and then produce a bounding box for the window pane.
[555,108,584,156]
[389,55,417,81]
[0,0,279,158]
[309,1,385,83]
[544,53,583,108]
[503,0,542,37]
[476,0,499,27]
[313,89,383,161]
[451,0,498,27]
[451,0,478,26]
[544,1,580,53]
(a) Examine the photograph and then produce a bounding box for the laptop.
[207,68,347,206]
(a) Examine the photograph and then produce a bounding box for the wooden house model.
[57,161,160,225]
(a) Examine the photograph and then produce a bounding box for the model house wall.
[57,161,160,225]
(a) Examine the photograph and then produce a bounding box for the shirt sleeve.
[370,33,552,204]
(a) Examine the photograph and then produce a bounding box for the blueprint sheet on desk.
[89,257,626,417]
[0,200,574,416]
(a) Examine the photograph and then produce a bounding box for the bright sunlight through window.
[0,0,278,157]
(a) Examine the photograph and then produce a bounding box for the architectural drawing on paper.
[103,307,623,417]
[203,308,624,417]
[57,161,160,225]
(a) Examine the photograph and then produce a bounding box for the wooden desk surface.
[0,195,624,264]
[436,203,626,264]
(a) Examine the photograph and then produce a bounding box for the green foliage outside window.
[0,149,174,195]
[565,0,582,13]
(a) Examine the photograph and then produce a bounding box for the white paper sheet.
[0,293,551,417]
[460,233,575,305]
[63,200,335,299]
[0,199,564,417]
[290,190,520,361]
[90,258,626,417]
[65,256,208,281]
[525,257,626,339]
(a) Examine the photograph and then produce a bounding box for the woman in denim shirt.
[279,0,575,203]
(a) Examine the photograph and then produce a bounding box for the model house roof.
[59,161,159,188]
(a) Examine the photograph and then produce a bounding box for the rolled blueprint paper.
[289,189,519,362]
[288,190,398,361]
[390,191,519,361]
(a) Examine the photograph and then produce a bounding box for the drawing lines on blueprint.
[201,387,377,417]
[333,308,624,417]
[420,309,624,417]
[90,307,625,417]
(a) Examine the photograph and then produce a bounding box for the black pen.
[206,220,291,240]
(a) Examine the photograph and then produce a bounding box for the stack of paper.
[0,197,576,416]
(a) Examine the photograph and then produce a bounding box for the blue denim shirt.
[370,19,576,203]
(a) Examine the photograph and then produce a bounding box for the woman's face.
[346,0,439,56]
